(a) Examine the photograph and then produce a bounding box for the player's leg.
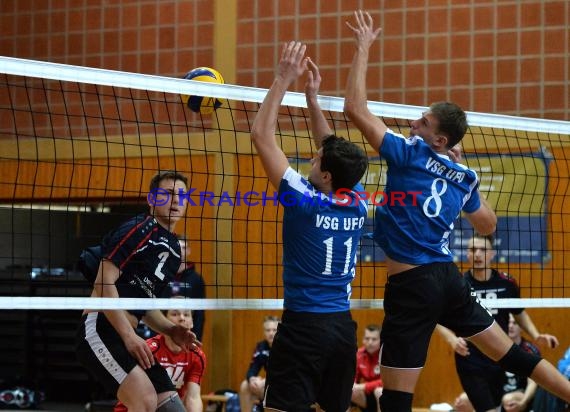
[315,312,357,412]
[453,392,474,412]
[240,379,257,412]
[469,323,570,404]
[351,385,367,409]
[379,265,446,412]
[156,392,185,412]
[117,367,158,412]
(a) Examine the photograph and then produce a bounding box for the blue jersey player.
[251,41,368,412]
[344,9,570,412]
[76,171,197,412]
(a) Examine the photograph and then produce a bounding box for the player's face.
[263,320,279,346]
[467,237,495,269]
[167,309,193,329]
[150,178,188,230]
[362,329,381,354]
[507,314,520,340]
[410,111,438,140]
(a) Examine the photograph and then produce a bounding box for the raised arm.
[251,41,308,189]
[304,57,332,149]
[344,10,387,153]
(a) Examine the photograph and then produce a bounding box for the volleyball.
[181,67,225,114]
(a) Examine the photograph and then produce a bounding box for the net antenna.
[1,56,570,311]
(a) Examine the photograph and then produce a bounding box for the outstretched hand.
[170,324,201,351]
[277,41,308,86]
[304,57,321,100]
[346,10,382,50]
[535,333,559,349]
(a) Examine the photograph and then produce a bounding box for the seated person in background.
[438,233,558,412]
[115,308,206,412]
[239,316,280,412]
[352,324,383,412]
[172,236,206,341]
[454,314,540,412]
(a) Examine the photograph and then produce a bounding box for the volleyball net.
[1,56,570,311]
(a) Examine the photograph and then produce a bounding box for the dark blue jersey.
[279,167,368,312]
[374,131,481,264]
[456,269,523,372]
[101,214,181,317]
[245,340,271,380]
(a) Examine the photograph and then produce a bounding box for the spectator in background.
[454,314,540,412]
[172,236,206,341]
[352,324,383,412]
[239,316,280,412]
[115,308,206,412]
[438,234,558,412]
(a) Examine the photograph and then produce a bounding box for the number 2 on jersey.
[154,251,169,280]
[322,236,353,275]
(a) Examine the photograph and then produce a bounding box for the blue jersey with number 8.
[374,130,481,264]
[279,167,368,312]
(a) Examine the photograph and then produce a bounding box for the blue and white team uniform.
[264,167,368,412]
[76,214,181,394]
[375,130,496,370]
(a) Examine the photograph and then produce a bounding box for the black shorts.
[75,312,174,395]
[381,262,494,368]
[264,310,357,412]
[457,367,504,411]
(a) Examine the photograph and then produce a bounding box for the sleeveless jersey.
[279,167,368,312]
[374,131,481,264]
[101,214,181,317]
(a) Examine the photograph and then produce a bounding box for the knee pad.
[157,393,185,412]
[379,389,413,412]
[498,343,541,377]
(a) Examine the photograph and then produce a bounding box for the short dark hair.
[320,135,368,192]
[430,102,468,149]
[365,324,381,334]
[149,170,188,193]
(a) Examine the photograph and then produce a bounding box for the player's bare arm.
[143,309,199,351]
[514,311,559,349]
[344,10,387,153]
[464,193,497,236]
[304,57,332,149]
[92,259,155,369]
[251,41,307,189]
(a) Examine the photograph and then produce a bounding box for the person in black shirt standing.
[438,234,558,412]
[76,170,196,412]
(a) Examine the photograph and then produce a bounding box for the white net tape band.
[1,297,569,310]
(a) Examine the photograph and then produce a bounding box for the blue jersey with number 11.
[374,131,481,264]
[279,167,368,313]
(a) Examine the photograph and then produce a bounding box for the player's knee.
[379,389,413,412]
[498,344,541,377]
[157,393,185,412]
